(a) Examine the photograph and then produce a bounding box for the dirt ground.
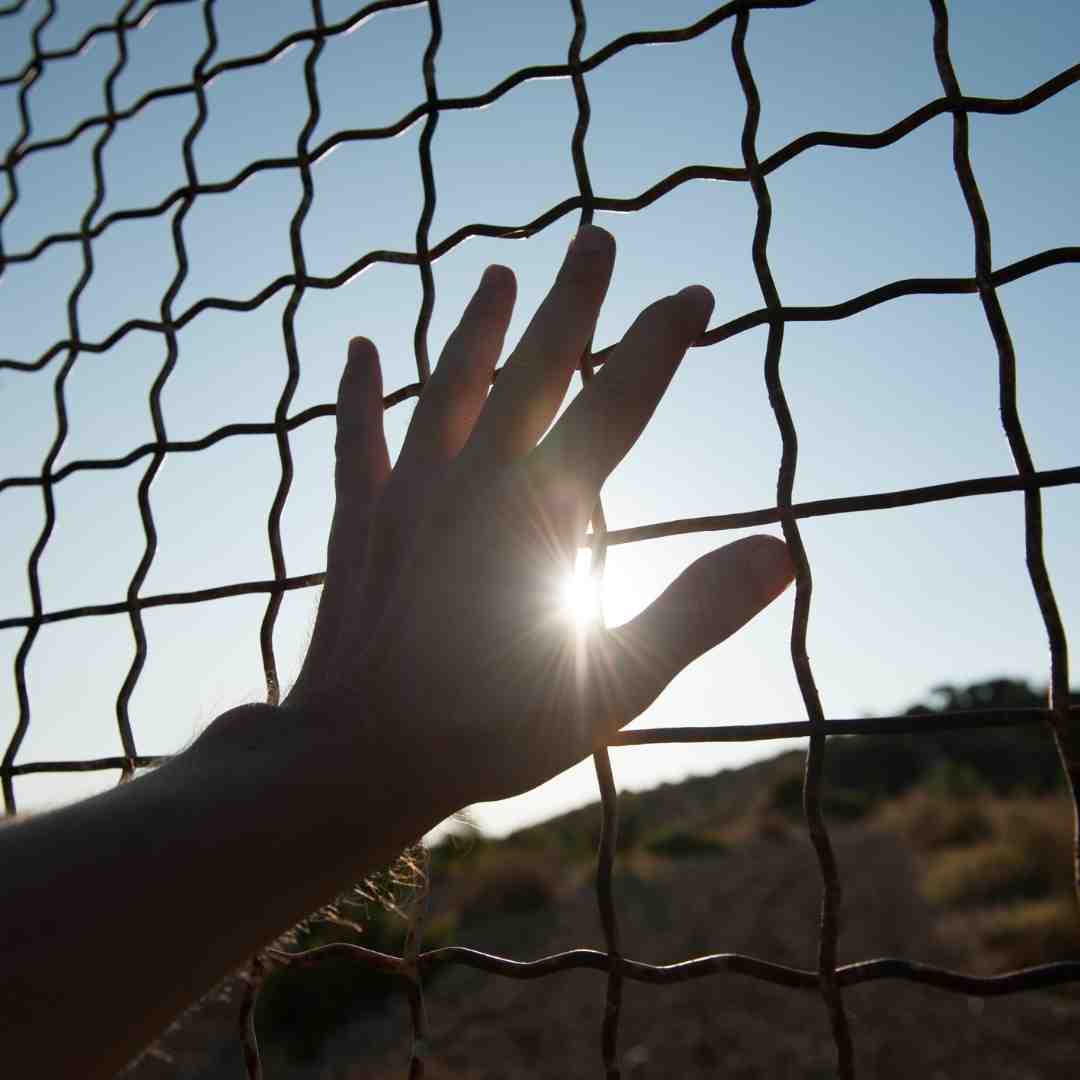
[130,825,1080,1079]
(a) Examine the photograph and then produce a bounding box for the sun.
[559,555,601,628]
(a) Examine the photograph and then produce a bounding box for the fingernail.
[568,224,612,256]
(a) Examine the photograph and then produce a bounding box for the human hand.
[287,225,793,817]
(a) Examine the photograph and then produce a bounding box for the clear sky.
[1,0,1077,836]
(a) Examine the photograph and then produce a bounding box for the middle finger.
[465,224,615,464]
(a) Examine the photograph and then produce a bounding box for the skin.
[0,226,793,1078]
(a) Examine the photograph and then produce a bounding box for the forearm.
[1,701,440,1080]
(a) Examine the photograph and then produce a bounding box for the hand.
[287,225,793,815]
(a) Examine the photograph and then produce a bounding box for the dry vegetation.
[131,681,1080,1078]
[878,788,1080,973]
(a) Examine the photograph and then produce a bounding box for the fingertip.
[569,223,616,260]
[339,337,384,414]
[733,534,795,604]
[595,534,795,733]
[343,337,382,389]
[676,284,715,330]
[481,263,516,293]
[335,337,390,480]
[473,265,518,322]
[347,336,379,366]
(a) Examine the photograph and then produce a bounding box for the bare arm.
[1,700,440,1079]
[0,226,793,1077]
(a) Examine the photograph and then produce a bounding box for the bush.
[642,826,728,857]
[767,771,872,822]
[990,797,1075,893]
[256,856,433,1063]
[923,841,1056,909]
[257,943,401,1062]
[876,790,993,852]
[454,851,563,927]
[428,829,491,876]
[256,905,409,1063]
[822,787,873,821]
[768,772,804,819]
[925,760,986,799]
[980,898,1080,968]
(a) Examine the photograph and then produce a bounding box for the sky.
[1,0,1077,837]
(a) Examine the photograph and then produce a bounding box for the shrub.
[876,790,993,852]
[767,771,871,822]
[922,841,1056,909]
[821,787,872,821]
[989,797,1075,893]
[642,826,728,857]
[979,898,1080,968]
[428,829,491,876]
[455,851,563,927]
[256,906,409,1063]
[768,772,805,819]
[256,857,430,1063]
[925,760,986,799]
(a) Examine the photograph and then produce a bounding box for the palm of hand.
[288,227,793,813]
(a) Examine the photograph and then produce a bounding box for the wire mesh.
[1,1,1078,1076]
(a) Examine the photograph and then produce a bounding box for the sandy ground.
[129,825,1080,1079]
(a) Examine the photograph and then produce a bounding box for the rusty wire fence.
[2,0,1080,1076]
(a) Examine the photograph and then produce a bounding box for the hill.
[133,679,1080,1078]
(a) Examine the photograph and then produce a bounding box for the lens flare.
[559,562,600,628]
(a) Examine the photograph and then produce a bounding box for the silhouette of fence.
[1,1,1078,1077]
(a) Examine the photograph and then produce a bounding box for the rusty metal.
[1,1,1078,1077]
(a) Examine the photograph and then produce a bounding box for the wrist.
[190,699,449,863]
[284,664,475,825]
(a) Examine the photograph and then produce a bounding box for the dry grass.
[922,841,1055,908]
[641,824,729,857]
[450,850,566,927]
[875,790,993,852]
[876,790,1076,973]
[130,748,1080,1077]
[979,898,1080,969]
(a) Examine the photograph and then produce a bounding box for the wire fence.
[1,0,1078,1076]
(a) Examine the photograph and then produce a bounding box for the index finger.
[532,284,713,492]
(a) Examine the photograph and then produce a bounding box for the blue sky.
[1,0,1077,836]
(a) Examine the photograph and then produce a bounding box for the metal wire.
[732,9,854,1071]
[1,0,1077,1076]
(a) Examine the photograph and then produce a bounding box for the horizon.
[1,0,1077,840]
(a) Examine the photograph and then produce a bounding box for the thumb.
[587,535,794,738]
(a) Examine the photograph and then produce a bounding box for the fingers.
[306,339,392,675]
[397,264,516,473]
[534,284,713,494]
[332,336,391,520]
[467,225,615,463]
[583,536,794,738]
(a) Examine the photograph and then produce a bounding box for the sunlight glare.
[559,552,601,628]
